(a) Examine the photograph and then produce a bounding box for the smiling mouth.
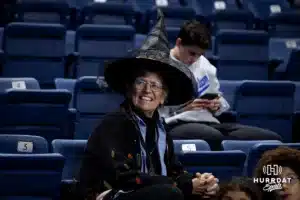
[139,96,153,101]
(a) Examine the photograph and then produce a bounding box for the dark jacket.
[78,104,193,200]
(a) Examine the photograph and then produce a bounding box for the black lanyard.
[133,115,159,175]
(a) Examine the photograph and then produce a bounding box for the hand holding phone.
[199,93,219,100]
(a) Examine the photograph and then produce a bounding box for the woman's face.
[277,167,300,200]
[130,72,166,117]
[222,190,251,200]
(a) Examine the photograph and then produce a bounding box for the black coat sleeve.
[166,134,194,197]
[78,113,174,200]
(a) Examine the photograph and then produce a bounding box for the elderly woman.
[78,10,219,200]
[254,146,300,200]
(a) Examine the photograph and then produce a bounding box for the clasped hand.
[192,172,219,198]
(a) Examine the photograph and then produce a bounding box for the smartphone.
[199,93,219,100]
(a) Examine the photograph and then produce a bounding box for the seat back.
[0,78,40,92]
[0,89,75,143]
[233,80,295,142]
[0,153,65,200]
[54,78,76,107]
[221,140,282,155]
[219,80,242,108]
[193,0,253,30]
[82,3,135,25]
[247,143,300,176]
[294,81,300,111]
[3,23,66,88]
[15,0,70,25]
[285,49,300,81]
[73,76,124,139]
[269,38,300,74]
[177,150,246,182]
[75,24,134,77]
[149,7,196,28]
[215,30,269,80]
[0,134,49,153]
[52,139,87,180]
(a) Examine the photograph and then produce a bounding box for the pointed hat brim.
[104,53,197,105]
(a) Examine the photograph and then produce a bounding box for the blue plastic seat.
[0,89,76,144]
[0,134,49,153]
[0,153,65,199]
[52,139,87,180]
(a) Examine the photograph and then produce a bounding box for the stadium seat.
[294,82,300,111]
[280,49,300,81]
[54,78,76,107]
[55,78,76,93]
[221,140,282,155]
[0,89,76,144]
[0,134,49,153]
[240,0,300,37]
[177,150,246,182]
[233,80,295,142]
[75,0,128,9]
[191,0,254,31]
[173,140,211,154]
[52,139,87,180]
[0,77,40,92]
[3,23,67,88]
[247,143,300,176]
[15,0,70,25]
[0,50,4,71]
[269,38,300,79]
[219,80,242,108]
[0,27,3,47]
[148,7,196,29]
[0,153,65,199]
[72,76,124,139]
[214,29,270,80]
[81,2,135,26]
[75,24,134,77]
[134,0,183,12]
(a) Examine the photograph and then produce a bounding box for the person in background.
[254,146,300,200]
[77,10,219,200]
[214,177,262,200]
[159,20,282,150]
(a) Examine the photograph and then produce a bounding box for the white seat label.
[182,144,197,152]
[285,40,297,49]
[94,0,107,3]
[156,0,168,7]
[12,81,26,89]
[270,5,281,13]
[17,141,33,153]
[214,1,226,10]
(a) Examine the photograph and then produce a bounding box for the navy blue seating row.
[0,87,77,145]
[1,77,300,142]
[0,134,299,188]
[0,23,299,86]
[9,0,300,35]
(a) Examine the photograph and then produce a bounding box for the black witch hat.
[103,9,197,105]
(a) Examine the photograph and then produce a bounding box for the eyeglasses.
[134,78,163,92]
